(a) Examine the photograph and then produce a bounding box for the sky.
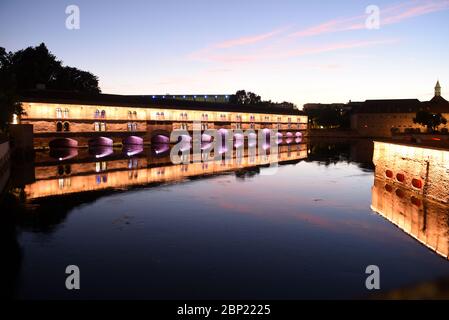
[1,0,448,108]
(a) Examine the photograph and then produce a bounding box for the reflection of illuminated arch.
[150,130,170,144]
[123,135,144,146]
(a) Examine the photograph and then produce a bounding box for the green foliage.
[413,110,447,133]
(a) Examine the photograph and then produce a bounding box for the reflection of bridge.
[22,143,307,200]
[371,141,449,259]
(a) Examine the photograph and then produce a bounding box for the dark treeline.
[230,90,297,110]
[0,43,100,130]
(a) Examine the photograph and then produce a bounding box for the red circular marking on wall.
[412,178,423,189]
[385,170,394,178]
[396,173,405,183]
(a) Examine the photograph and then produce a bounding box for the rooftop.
[19,90,304,116]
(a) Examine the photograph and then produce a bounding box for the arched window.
[133,123,137,131]
[160,112,164,119]
[64,108,69,118]
[94,122,100,131]
[95,109,100,118]
[100,122,106,131]
[101,110,106,118]
[127,123,132,131]
[128,111,132,119]
[56,121,63,132]
[133,111,137,119]
[56,108,62,118]
[63,122,70,132]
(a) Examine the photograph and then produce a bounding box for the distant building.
[350,82,449,137]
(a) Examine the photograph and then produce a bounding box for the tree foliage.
[413,110,447,133]
[0,43,101,131]
[230,90,297,110]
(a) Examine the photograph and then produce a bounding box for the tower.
[435,80,441,97]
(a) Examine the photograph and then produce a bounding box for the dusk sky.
[1,0,448,108]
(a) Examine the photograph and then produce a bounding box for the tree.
[0,43,101,131]
[230,90,297,110]
[413,110,447,133]
[0,48,22,132]
[230,90,262,105]
[306,108,344,128]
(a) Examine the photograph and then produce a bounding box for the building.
[14,90,307,148]
[350,82,449,137]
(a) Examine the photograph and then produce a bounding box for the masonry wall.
[372,141,449,204]
[351,113,449,138]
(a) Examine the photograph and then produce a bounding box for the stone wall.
[373,141,449,204]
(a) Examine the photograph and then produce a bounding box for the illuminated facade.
[16,91,307,148]
[371,141,449,259]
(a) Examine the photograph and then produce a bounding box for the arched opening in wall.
[56,121,63,132]
[151,134,170,144]
[95,109,100,118]
[411,196,422,207]
[396,173,405,183]
[56,108,62,118]
[64,108,69,118]
[177,135,192,143]
[123,135,144,146]
[101,110,106,118]
[385,184,393,193]
[395,188,405,198]
[63,122,70,132]
[412,178,423,189]
[385,170,394,178]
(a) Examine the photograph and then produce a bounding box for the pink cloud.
[194,39,398,63]
[214,27,287,49]
[290,0,449,38]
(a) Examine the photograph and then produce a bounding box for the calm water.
[2,139,449,299]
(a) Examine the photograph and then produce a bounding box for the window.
[63,122,70,132]
[128,111,132,119]
[95,110,100,118]
[132,123,137,131]
[101,110,106,118]
[63,108,69,118]
[56,108,62,119]
[127,123,132,131]
[94,122,100,131]
[100,122,106,131]
[56,121,63,132]
[133,111,137,119]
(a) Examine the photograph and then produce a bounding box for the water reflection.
[371,141,449,259]
[371,177,449,259]
[21,143,308,200]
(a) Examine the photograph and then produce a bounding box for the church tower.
[435,80,441,97]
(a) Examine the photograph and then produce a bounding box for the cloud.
[193,39,398,63]
[289,0,449,38]
[214,27,288,49]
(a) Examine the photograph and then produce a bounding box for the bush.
[390,127,400,134]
